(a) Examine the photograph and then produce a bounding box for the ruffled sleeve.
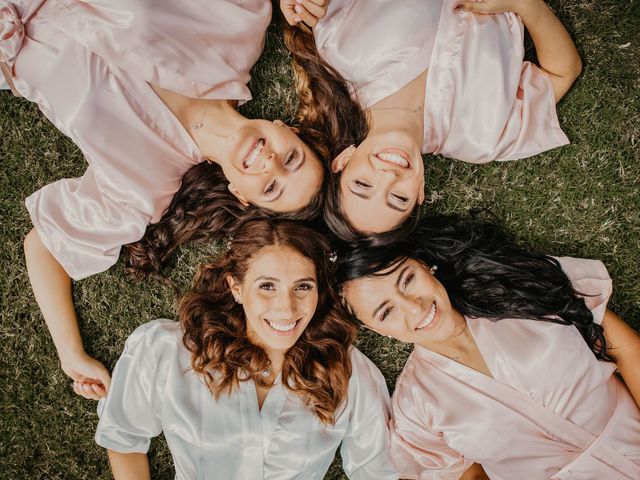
[555,256,613,325]
[390,391,473,480]
[423,3,569,162]
[25,166,149,281]
[340,348,398,480]
[94,320,174,453]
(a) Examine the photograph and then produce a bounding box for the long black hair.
[336,214,610,360]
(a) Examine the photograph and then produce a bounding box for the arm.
[24,228,110,399]
[458,0,582,101]
[107,451,151,480]
[602,309,640,407]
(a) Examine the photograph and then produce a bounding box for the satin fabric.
[1,0,270,280]
[389,257,640,480]
[314,0,569,163]
[95,320,399,480]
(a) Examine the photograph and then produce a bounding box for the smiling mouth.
[265,318,299,334]
[243,138,265,169]
[415,302,437,330]
[375,149,411,168]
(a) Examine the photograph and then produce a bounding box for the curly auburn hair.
[179,218,357,424]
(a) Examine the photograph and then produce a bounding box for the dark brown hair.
[179,218,357,424]
[284,23,420,245]
[126,162,324,279]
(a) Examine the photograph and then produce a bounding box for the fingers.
[297,0,326,20]
[72,381,103,400]
[293,2,321,27]
[455,1,491,14]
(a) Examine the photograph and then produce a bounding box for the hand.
[61,351,111,400]
[455,0,537,16]
[280,0,327,28]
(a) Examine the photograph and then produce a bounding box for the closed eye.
[380,306,393,322]
[403,272,414,291]
[354,180,372,189]
[391,193,409,203]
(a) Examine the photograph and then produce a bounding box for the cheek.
[298,292,319,318]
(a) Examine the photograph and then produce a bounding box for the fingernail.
[294,5,302,12]
[296,0,303,3]
[294,15,301,22]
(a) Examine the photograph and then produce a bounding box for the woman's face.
[221,120,324,213]
[342,258,458,345]
[333,130,425,234]
[227,245,319,353]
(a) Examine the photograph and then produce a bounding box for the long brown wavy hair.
[284,23,421,245]
[125,161,325,279]
[179,218,357,425]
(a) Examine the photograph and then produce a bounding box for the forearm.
[24,228,84,364]
[602,310,640,407]
[516,0,581,100]
[107,451,151,480]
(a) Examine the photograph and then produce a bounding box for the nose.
[399,295,424,324]
[261,152,276,173]
[272,291,296,319]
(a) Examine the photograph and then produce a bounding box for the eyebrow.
[396,266,409,289]
[254,276,317,283]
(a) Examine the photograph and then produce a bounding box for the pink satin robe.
[390,257,640,479]
[0,0,271,280]
[314,0,569,163]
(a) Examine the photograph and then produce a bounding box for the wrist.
[513,0,546,21]
[58,344,86,365]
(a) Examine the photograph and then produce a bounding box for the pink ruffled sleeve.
[390,375,472,479]
[555,256,613,325]
[423,4,569,162]
[25,166,149,281]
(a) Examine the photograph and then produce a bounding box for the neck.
[187,100,245,164]
[368,109,424,148]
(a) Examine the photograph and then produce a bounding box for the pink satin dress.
[314,0,569,163]
[0,0,271,280]
[390,257,640,479]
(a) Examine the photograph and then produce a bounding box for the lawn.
[1,1,639,478]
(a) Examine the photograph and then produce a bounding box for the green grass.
[1,2,639,478]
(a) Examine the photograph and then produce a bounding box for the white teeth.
[267,320,297,332]
[377,152,409,167]
[415,303,437,330]
[244,139,264,168]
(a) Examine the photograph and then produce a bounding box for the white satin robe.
[95,320,399,479]
[389,257,640,479]
[0,0,270,280]
[314,0,569,163]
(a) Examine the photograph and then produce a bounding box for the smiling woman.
[335,215,640,479]
[95,219,399,479]
[3,0,327,402]
[286,0,582,242]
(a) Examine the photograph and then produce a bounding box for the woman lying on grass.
[0,0,326,398]
[336,216,640,479]
[284,0,582,243]
[95,219,398,479]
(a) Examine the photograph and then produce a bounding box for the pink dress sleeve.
[25,167,150,281]
[555,256,613,325]
[423,3,569,162]
[389,370,473,480]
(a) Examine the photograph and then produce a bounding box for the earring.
[430,265,438,275]
[233,296,242,304]
[386,335,392,339]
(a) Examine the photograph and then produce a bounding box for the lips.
[243,138,265,169]
[375,148,412,168]
[414,302,437,330]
